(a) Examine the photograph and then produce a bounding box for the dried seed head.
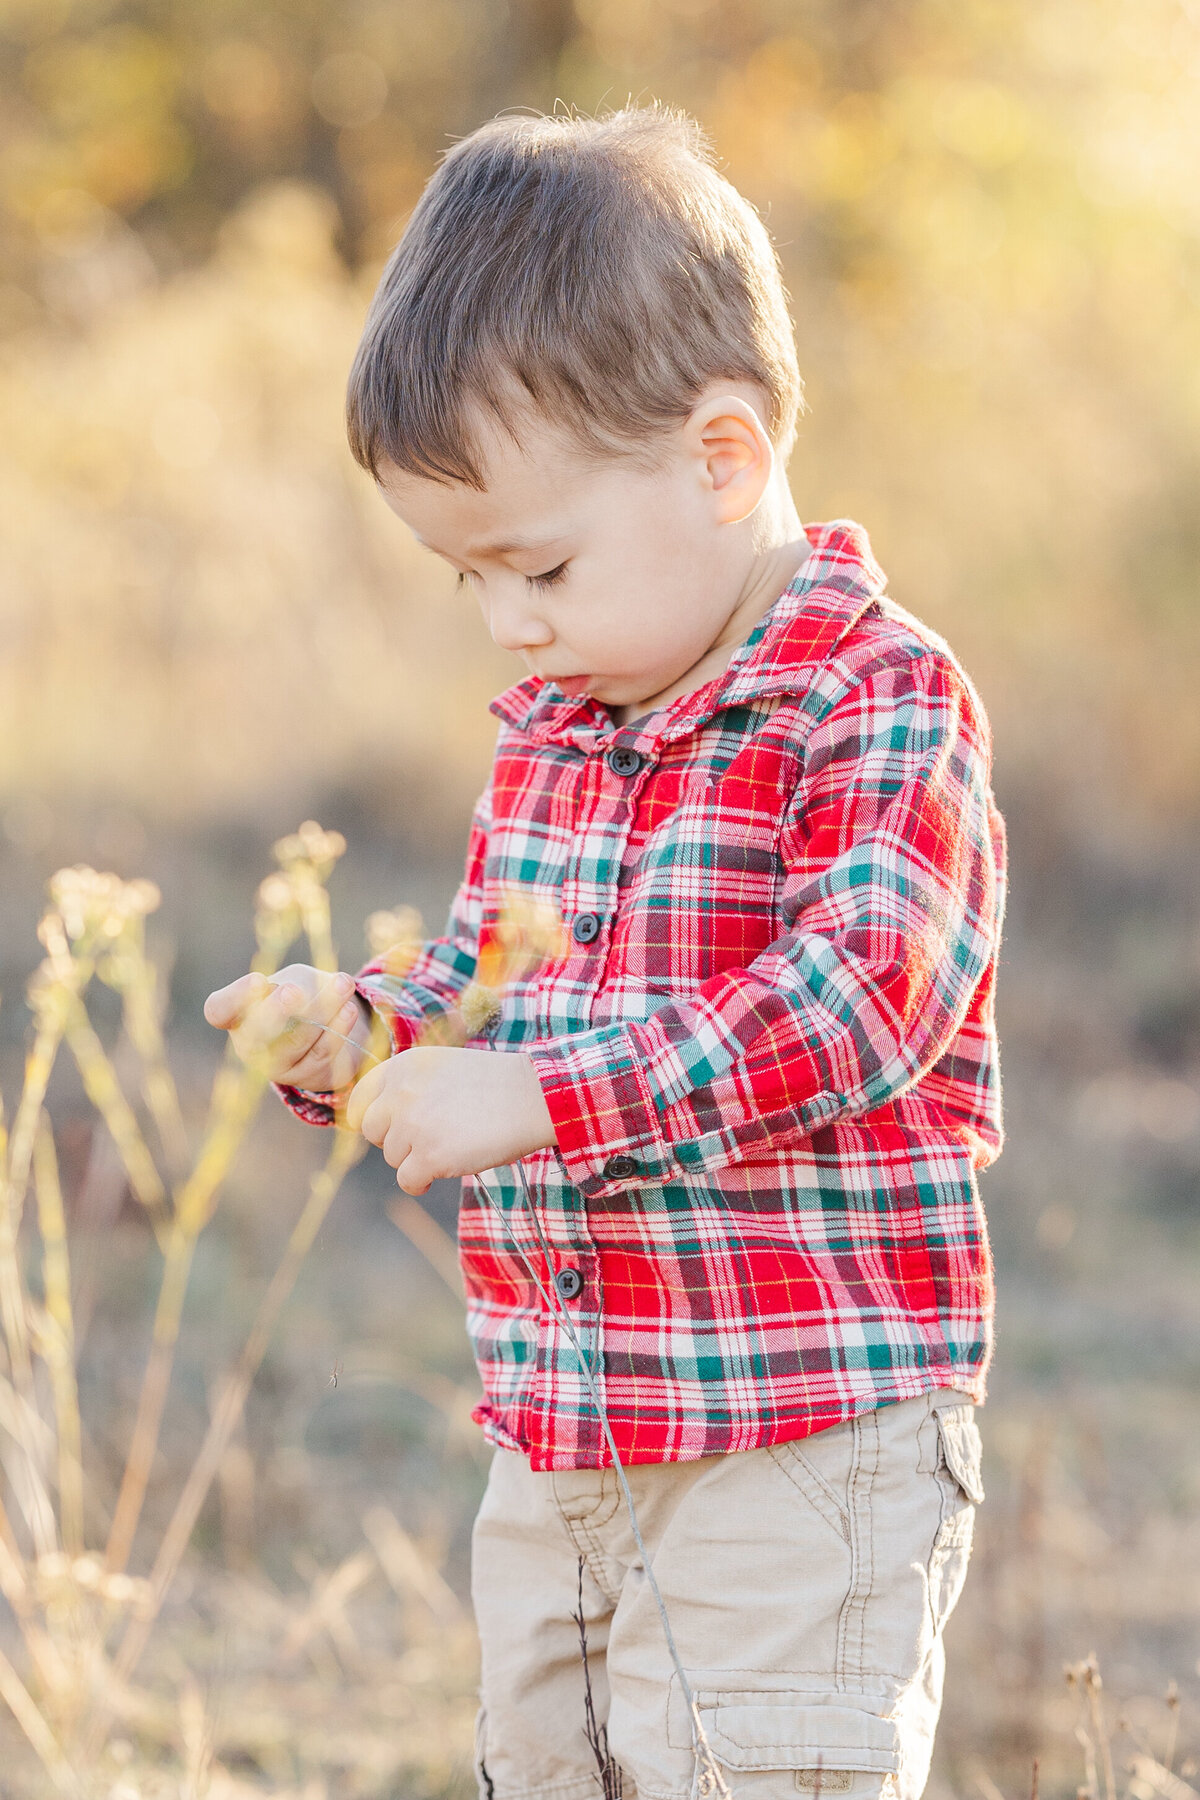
[459,983,502,1038]
[272,819,347,881]
[257,872,295,914]
[43,866,160,952]
[366,905,425,974]
[476,889,568,993]
[366,905,424,955]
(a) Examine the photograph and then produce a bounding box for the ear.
[685,393,775,525]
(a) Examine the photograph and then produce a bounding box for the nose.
[484,578,553,655]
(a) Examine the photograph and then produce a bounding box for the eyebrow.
[417,532,561,561]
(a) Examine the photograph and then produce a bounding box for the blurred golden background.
[1,1,1198,1796]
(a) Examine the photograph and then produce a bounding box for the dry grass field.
[2,0,1199,1793]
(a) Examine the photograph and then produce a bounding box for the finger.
[205,972,272,1030]
[271,974,364,1076]
[382,1124,413,1170]
[395,1156,432,1197]
[257,982,320,1048]
[345,1062,386,1134]
[228,984,328,1080]
[301,971,357,1029]
[356,1093,396,1150]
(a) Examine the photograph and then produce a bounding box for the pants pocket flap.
[934,1406,985,1505]
[702,1698,901,1773]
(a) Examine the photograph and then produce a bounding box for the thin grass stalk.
[387,1196,463,1297]
[63,999,170,1248]
[0,1490,26,1582]
[0,1642,85,1800]
[0,1104,59,1559]
[33,1125,83,1558]
[1084,1659,1118,1800]
[105,1055,270,1574]
[1164,1682,1180,1775]
[1,1018,64,1408]
[104,1127,365,1705]
[104,898,293,1574]
[297,877,337,974]
[103,1223,199,1576]
[0,1513,67,1697]
[4,1014,68,1237]
[120,970,190,1176]
[494,1161,731,1800]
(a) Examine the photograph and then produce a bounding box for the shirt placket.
[531,723,655,1460]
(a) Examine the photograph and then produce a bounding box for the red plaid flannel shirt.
[288,522,1005,1470]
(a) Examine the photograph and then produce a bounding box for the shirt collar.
[488,519,887,749]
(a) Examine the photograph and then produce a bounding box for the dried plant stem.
[0,1515,69,1701]
[0,1491,26,1578]
[103,1222,199,1575]
[5,1016,66,1234]
[387,1196,462,1296]
[64,999,170,1248]
[297,881,336,974]
[103,1127,365,1708]
[1,1017,64,1416]
[120,975,190,1175]
[0,1642,85,1800]
[1087,1664,1117,1800]
[33,1125,84,1557]
[493,1162,731,1800]
[1164,1682,1180,1775]
[0,1100,59,1559]
[573,1556,623,1800]
[106,1058,270,1574]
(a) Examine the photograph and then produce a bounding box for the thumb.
[204,972,274,1030]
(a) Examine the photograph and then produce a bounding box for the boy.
[206,107,1004,1800]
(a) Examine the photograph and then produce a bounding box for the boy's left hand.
[345,1048,557,1194]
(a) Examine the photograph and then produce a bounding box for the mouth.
[548,674,594,698]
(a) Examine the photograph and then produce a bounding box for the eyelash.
[528,562,569,590]
[456,563,569,591]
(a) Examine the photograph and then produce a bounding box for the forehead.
[375,412,650,554]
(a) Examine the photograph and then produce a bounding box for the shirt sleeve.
[276,776,491,1126]
[527,651,1003,1196]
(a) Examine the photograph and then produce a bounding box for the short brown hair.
[346,106,803,487]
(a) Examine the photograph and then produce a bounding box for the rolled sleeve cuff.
[528,1027,676,1197]
[354,977,423,1056]
[274,1083,339,1127]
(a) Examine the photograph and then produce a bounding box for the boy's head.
[348,107,807,719]
[347,105,802,489]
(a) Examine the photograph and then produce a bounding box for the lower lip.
[554,675,594,698]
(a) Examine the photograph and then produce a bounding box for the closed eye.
[528,562,569,590]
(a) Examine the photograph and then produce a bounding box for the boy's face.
[374,406,761,717]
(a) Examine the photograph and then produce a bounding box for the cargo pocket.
[928,1401,983,1634]
[672,1686,900,1796]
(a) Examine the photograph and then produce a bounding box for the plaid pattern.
[289,522,1006,1471]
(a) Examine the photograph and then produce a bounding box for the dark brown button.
[607,746,644,778]
[572,912,601,944]
[555,1267,584,1301]
[603,1154,638,1180]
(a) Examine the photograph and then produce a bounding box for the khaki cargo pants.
[472,1390,983,1800]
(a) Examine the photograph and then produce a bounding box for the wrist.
[517,1053,557,1151]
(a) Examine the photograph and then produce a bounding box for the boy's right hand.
[204,965,373,1091]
